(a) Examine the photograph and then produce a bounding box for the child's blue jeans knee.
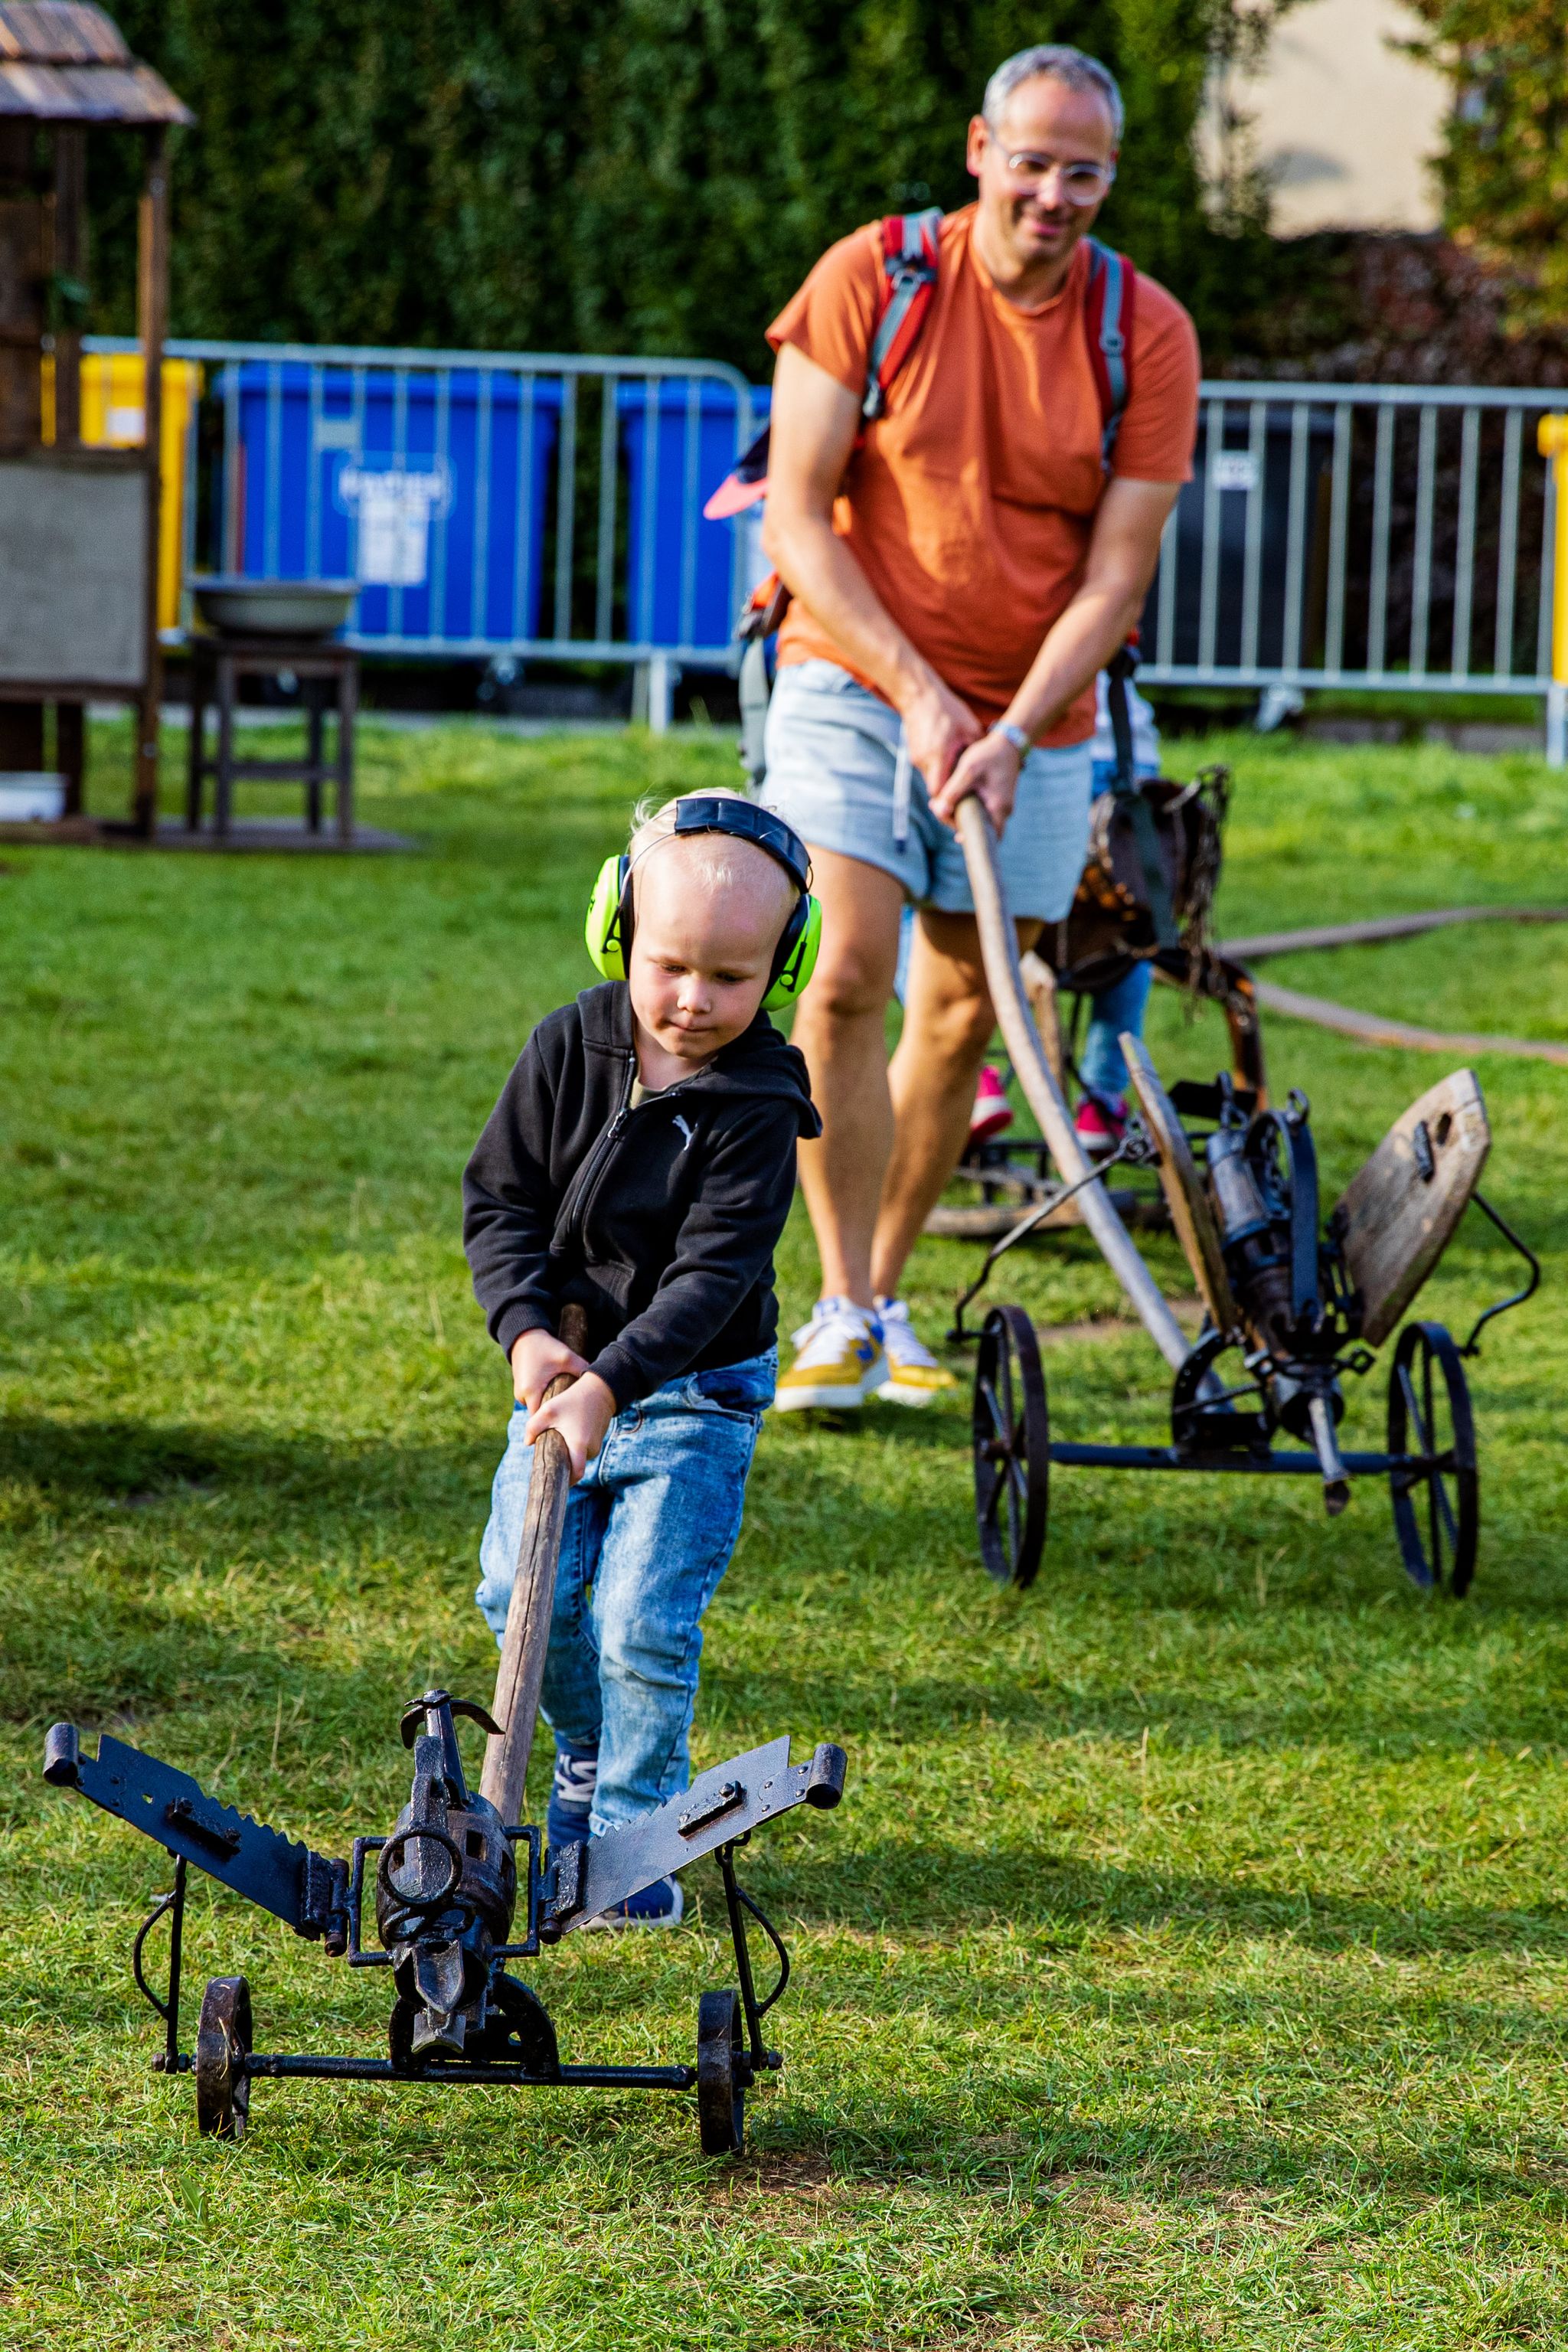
[475,1351,774,1835]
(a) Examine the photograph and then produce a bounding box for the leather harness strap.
[1106,643,1179,949]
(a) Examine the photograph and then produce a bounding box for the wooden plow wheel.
[972,1307,1048,1588]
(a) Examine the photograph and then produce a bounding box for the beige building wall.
[1217,0,1450,235]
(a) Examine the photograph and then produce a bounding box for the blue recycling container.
[618,379,769,655]
[224,361,563,647]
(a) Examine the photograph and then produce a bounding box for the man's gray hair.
[982,44,1125,145]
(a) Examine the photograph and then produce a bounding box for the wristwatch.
[993,721,1031,757]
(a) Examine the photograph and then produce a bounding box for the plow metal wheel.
[972,1305,1049,1589]
[696,1988,746,2156]
[1387,1321,1478,1595]
[194,1974,253,2139]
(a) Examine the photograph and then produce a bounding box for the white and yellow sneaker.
[773,1298,887,1413]
[873,1296,958,1407]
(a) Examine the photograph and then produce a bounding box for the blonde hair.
[628,786,746,864]
[626,789,795,910]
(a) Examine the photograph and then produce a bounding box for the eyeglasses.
[992,144,1116,206]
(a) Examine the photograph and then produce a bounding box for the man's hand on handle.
[901,676,983,801]
[926,726,1024,832]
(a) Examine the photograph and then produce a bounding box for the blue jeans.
[1080,763,1157,1103]
[475,1351,775,1834]
[1080,958,1153,1102]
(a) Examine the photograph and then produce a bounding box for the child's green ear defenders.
[584,795,822,1013]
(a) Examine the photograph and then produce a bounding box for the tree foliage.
[94,0,1291,371]
[1401,0,1568,333]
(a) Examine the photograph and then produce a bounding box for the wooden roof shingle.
[0,2,191,123]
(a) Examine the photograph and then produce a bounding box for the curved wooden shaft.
[956,797,1191,1374]
[480,1303,590,1825]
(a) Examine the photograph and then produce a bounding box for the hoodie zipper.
[555,1057,704,1256]
[552,1051,635,1250]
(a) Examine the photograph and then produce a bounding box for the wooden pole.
[51,127,84,449]
[132,129,168,839]
[53,126,87,815]
[956,795,1192,1374]
[1018,948,1065,1089]
[480,1303,590,1826]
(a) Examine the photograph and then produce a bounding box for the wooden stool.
[187,634,358,841]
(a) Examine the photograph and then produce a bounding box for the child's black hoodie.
[463,981,821,1409]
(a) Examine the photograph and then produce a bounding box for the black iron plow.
[44,1693,846,2154]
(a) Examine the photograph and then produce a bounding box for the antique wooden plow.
[955,799,1538,1596]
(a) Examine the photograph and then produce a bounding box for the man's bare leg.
[869,907,1039,1302]
[788,848,907,1308]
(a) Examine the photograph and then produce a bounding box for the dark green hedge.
[93,0,1292,374]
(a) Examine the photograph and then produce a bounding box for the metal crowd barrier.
[88,338,1566,753]
[1140,381,1567,758]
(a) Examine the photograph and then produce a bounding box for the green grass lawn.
[2,720,1567,2349]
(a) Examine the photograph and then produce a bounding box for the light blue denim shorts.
[763,658,1093,921]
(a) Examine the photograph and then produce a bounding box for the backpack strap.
[1087,239,1155,929]
[737,633,772,792]
[704,208,943,519]
[1083,237,1135,471]
[862,207,943,423]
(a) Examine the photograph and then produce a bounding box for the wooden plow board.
[1121,1035,1239,1335]
[1332,1070,1491,1347]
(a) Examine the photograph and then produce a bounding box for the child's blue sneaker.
[546,1739,598,1852]
[583,1874,685,1931]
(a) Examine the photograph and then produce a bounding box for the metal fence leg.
[1541,416,1568,767]
[648,654,675,735]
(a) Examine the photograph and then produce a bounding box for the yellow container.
[1540,414,1568,688]
[43,353,201,633]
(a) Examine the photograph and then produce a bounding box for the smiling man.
[760,44,1200,1414]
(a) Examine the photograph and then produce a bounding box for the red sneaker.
[1073,1093,1126,1155]
[969,1063,1013,1144]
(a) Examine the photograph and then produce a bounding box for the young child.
[463,790,821,1926]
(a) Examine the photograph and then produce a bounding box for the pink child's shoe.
[969,1063,1013,1144]
[1073,1093,1127,1155]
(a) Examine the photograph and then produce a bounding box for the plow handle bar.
[956,796,1191,1374]
[481,1302,590,1824]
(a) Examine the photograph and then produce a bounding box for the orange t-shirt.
[765,207,1200,743]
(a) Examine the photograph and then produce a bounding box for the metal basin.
[0,772,66,822]
[191,577,358,639]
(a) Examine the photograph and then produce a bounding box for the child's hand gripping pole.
[480,1302,590,1827]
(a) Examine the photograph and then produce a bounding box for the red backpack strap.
[862,207,943,423]
[1083,237,1135,470]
